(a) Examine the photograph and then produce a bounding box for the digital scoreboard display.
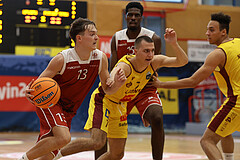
[16,0,87,26]
[0,0,87,53]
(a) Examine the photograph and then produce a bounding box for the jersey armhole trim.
[59,52,66,75]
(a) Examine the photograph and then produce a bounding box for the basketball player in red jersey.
[20,18,126,160]
[95,2,164,160]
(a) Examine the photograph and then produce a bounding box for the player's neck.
[74,45,92,61]
[127,27,141,39]
[221,36,233,44]
[130,57,148,72]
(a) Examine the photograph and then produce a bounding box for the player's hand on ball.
[29,77,61,108]
[25,79,35,104]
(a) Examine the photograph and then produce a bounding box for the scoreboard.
[0,0,87,53]
[16,0,87,26]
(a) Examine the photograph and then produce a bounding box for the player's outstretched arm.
[153,28,188,70]
[150,49,225,89]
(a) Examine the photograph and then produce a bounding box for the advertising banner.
[188,40,216,62]
[0,75,37,111]
[15,45,69,57]
[98,36,112,58]
[157,76,179,114]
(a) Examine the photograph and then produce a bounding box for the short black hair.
[211,12,231,34]
[134,36,153,49]
[69,17,96,42]
[126,2,143,16]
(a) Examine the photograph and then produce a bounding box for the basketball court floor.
[1,132,240,160]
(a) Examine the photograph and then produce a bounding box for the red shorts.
[36,104,74,156]
[127,86,162,127]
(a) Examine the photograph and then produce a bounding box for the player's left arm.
[152,28,188,70]
[99,53,127,95]
[110,34,118,71]
[152,33,161,55]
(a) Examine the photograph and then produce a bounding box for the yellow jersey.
[214,38,240,97]
[106,55,154,103]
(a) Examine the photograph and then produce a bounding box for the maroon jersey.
[115,27,155,60]
[53,48,103,114]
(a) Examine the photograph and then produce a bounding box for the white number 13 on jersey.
[78,69,88,80]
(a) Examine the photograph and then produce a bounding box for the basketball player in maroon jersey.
[20,18,126,160]
[95,2,164,160]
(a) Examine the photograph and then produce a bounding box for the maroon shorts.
[127,87,162,127]
[36,104,74,156]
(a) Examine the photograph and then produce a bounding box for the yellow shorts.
[84,88,128,138]
[207,95,240,137]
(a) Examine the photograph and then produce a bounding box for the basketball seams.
[32,83,56,100]
[37,86,60,107]
[30,78,61,108]
[31,80,56,92]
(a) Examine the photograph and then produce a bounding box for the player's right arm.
[152,49,225,89]
[103,62,130,95]
[110,34,118,71]
[39,54,64,78]
[25,54,64,103]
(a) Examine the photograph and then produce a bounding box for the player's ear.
[125,11,128,19]
[134,48,137,55]
[222,28,227,36]
[76,34,82,42]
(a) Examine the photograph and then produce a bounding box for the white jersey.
[59,48,103,75]
[115,27,155,58]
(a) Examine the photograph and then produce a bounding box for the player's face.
[81,25,99,50]
[126,8,142,30]
[136,41,154,65]
[206,20,224,45]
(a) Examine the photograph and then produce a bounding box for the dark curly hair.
[211,12,231,34]
[125,2,143,16]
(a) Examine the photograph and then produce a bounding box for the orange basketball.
[30,77,61,108]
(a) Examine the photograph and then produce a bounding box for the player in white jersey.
[20,17,125,160]
[114,27,155,58]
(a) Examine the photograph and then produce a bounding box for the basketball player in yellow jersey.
[86,31,187,160]
[153,12,239,160]
[53,28,188,160]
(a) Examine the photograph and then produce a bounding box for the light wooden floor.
[0,132,240,160]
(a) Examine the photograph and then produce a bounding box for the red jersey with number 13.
[53,48,103,114]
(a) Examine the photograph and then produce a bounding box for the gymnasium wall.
[0,56,49,131]
[85,0,240,56]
